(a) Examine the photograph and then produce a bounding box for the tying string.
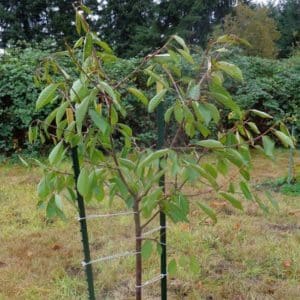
[82,251,140,266]
[77,211,137,221]
[136,273,168,289]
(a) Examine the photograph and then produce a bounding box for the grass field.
[1,150,300,299]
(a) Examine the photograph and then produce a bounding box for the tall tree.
[96,0,159,57]
[272,0,300,57]
[223,4,281,58]
[0,0,98,47]
[97,0,247,57]
[156,0,250,46]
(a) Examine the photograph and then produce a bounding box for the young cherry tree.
[31,4,294,300]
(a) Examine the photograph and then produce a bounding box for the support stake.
[71,147,96,300]
[157,101,167,300]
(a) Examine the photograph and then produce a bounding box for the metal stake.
[71,147,96,300]
[157,101,167,300]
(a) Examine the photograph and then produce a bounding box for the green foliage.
[228,54,300,143]
[0,44,50,154]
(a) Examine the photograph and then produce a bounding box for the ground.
[1,150,300,300]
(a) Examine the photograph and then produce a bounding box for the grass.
[1,150,300,299]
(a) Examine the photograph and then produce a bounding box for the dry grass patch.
[0,150,300,299]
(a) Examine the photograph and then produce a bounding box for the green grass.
[1,151,300,299]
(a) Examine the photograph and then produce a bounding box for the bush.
[0,44,51,154]
[228,54,300,142]
[1,44,300,155]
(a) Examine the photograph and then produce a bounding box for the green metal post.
[71,147,96,300]
[287,125,295,184]
[157,102,167,300]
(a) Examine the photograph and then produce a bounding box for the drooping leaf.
[219,192,243,210]
[36,84,59,110]
[274,130,294,148]
[48,141,64,165]
[262,136,275,159]
[197,202,217,223]
[196,140,224,149]
[250,109,273,119]
[141,240,153,260]
[128,87,148,105]
[77,168,90,197]
[148,89,167,113]
[75,95,90,133]
[89,110,109,133]
[217,61,243,81]
[239,181,253,200]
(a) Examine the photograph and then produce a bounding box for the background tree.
[223,4,281,58]
[0,0,98,48]
[96,0,159,58]
[271,0,300,57]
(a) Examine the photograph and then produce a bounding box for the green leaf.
[247,122,260,134]
[18,155,29,167]
[128,87,148,105]
[37,177,50,199]
[70,79,89,102]
[197,202,217,223]
[48,141,64,165]
[217,61,243,82]
[219,192,243,210]
[239,181,253,201]
[75,95,90,133]
[177,49,194,64]
[196,139,224,149]
[148,89,167,113]
[205,103,220,124]
[174,102,183,123]
[262,136,275,159]
[141,240,153,260]
[56,102,69,125]
[250,109,273,119]
[274,130,294,148]
[138,149,169,172]
[168,259,177,276]
[188,83,201,101]
[77,168,90,197]
[145,69,168,88]
[54,194,63,211]
[89,110,109,133]
[46,196,57,218]
[164,107,173,123]
[36,84,59,110]
[211,92,241,115]
[172,35,189,52]
[83,32,93,61]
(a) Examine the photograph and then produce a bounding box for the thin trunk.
[134,199,142,300]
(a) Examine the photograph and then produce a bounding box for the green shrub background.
[1,45,299,155]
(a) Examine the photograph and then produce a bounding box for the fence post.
[71,146,96,300]
[157,101,167,300]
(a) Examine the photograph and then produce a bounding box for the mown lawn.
[1,150,300,299]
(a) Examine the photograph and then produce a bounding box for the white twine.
[82,251,140,266]
[77,211,137,221]
[141,226,167,237]
[136,273,168,289]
